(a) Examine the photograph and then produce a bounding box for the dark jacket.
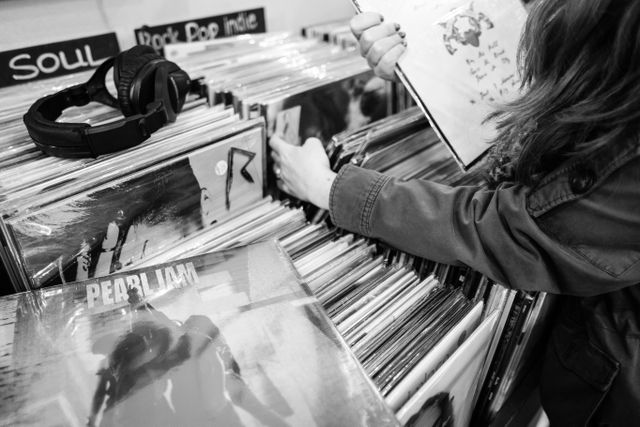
[329,138,640,426]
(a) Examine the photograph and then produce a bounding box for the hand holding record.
[269,135,335,210]
[350,12,406,82]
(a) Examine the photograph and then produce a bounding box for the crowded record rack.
[0,26,553,427]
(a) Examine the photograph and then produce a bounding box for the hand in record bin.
[265,69,392,196]
[269,136,334,209]
[8,125,265,289]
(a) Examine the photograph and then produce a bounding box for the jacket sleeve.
[329,164,640,296]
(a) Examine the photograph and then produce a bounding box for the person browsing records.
[269,1,640,425]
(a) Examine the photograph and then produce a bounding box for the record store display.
[0,241,398,426]
[7,119,266,289]
[0,32,396,292]
[0,88,268,290]
[0,20,556,427]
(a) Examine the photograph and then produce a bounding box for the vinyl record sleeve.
[351,0,527,169]
[323,261,387,316]
[262,69,390,145]
[373,294,472,394]
[360,128,439,171]
[327,105,427,165]
[8,125,266,289]
[397,310,500,426]
[306,244,376,292]
[385,301,484,411]
[351,276,437,359]
[0,241,399,427]
[316,257,384,307]
[362,288,458,378]
[472,290,533,422]
[342,271,419,343]
[488,292,551,415]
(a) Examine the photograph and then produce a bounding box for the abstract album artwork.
[0,242,397,427]
[7,126,265,288]
[265,71,390,146]
[352,0,527,167]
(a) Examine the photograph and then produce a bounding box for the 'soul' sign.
[0,33,120,88]
[134,8,266,52]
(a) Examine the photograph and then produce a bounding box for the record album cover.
[264,70,390,146]
[0,241,398,427]
[397,311,500,427]
[8,125,266,289]
[352,0,527,168]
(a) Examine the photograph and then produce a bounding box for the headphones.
[23,45,196,158]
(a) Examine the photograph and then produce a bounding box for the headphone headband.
[23,47,195,158]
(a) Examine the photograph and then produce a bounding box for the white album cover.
[385,301,484,412]
[397,310,499,427]
[352,0,527,168]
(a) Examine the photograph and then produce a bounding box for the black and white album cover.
[8,125,265,289]
[0,241,398,427]
[265,71,391,146]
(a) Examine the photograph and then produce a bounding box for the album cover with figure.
[7,123,266,289]
[0,241,399,427]
[352,0,527,168]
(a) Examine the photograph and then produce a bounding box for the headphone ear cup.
[114,46,163,116]
[167,69,191,114]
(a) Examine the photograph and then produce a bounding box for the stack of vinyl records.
[165,32,396,147]
[0,107,277,290]
[0,68,235,291]
[275,106,554,425]
[0,71,121,195]
[327,106,482,186]
[302,19,358,48]
[0,32,398,293]
[0,53,314,291]
[132,197,308,269]
[472,290,555,425]
[275,220,509,426]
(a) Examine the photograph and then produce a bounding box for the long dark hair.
[487,0,640,187]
